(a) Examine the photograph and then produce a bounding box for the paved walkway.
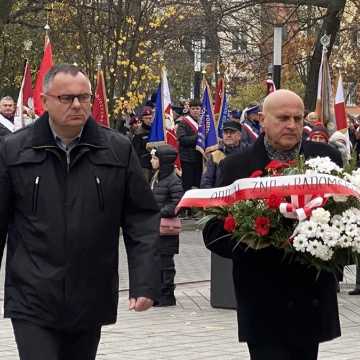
[1,225,360,359]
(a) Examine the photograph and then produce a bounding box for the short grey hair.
[43,63,90,92]
[0,96,15,103]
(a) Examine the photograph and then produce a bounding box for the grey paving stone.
[0,230,359,359]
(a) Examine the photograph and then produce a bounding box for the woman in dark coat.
[150,145,183,306]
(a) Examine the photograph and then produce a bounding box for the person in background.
[176,99,203,192]
[240,102,261,146]
[303,112,320,138]
[201,121,247,188]
[0,96,16,138]
[128,115,141,141]
[150,145,183,306]
[308,123,329,143]
[329,131,350,165]
[230,109,242,123]
[132,106,154,182]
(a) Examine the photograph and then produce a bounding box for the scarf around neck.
[264,136,301,162]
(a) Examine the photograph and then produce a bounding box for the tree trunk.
[304,0,346,111]
[0,0,14,38]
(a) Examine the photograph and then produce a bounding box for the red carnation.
[255,216,270,236]
[265,160,290,171]
[224,214,236,233]
[266,194,283,210]
[250,170,263,178]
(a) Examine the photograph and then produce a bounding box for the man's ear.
[40,93,48,111]
[258,112,265,126]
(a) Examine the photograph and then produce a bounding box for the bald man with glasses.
[0,64,161,360]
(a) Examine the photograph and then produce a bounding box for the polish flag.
[15,60,34,130]
[33,36,54,116]
[334,72,351,153]
[92,68,109,127]
[162,67,180,168]
[334,73,347,131]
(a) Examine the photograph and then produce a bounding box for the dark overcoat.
[203,133,342,345]
[0,123,11,140]
[0,113,161,330]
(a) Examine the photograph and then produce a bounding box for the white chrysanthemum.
[295,220,318,238]
[314,223,331,239]
[305,156,343,174]
[337,235,353,248]
[345,168,360,189]
[311,208,331,224]
[345,223,358,238]
[341,208,360,225]
[305,240,332,260]
[322,228,340,247]
[292,234,308,252]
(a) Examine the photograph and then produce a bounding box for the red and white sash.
[177,173,360,209]
[242,122,258,141]
[182,115,198,133]
[0,114,15,133]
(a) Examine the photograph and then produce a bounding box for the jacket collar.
[253,133,305,167]
[30,112,108,149]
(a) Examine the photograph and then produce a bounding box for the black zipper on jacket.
[95,176,104,210]
[32,176,40,213]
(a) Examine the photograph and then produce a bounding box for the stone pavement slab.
[0,228,359,359]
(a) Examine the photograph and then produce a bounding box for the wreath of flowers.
[204,155,360,273]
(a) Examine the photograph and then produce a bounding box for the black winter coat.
[0,114,161,330]
[203,134,342,345]
[151,146,183,254]
[200,143,248,188]
[132,123,152,169]
[0,123,11,141]
[176,116,203,164]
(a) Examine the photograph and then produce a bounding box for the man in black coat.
[201,121,247,188]
[203,89,342,360]
[132,106,154,182]
[0,64,160,360]
[176,99,203,192]
[0,96,16,140]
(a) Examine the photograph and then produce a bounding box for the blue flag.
[196,84,218,156]
[148,84,165,146]
[217,92,229,139]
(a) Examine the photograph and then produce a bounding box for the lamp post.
[192,38,204,101]
[273,26,282,89]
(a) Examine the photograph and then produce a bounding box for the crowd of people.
[0,64,360,360]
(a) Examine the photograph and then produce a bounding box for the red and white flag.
[15,60,34,130]
[334,72,351,152]
[33,36,54,116]
[92,68,109,127]
[161,67,180,167]
[334,73,347,131]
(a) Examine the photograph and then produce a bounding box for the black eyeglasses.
[46,93,93,104]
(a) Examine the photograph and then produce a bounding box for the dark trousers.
[12,319,101,360]
[160,254,176,300]
[247,342,319,360]
[356,265,360,287]
[181,160,202,191]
